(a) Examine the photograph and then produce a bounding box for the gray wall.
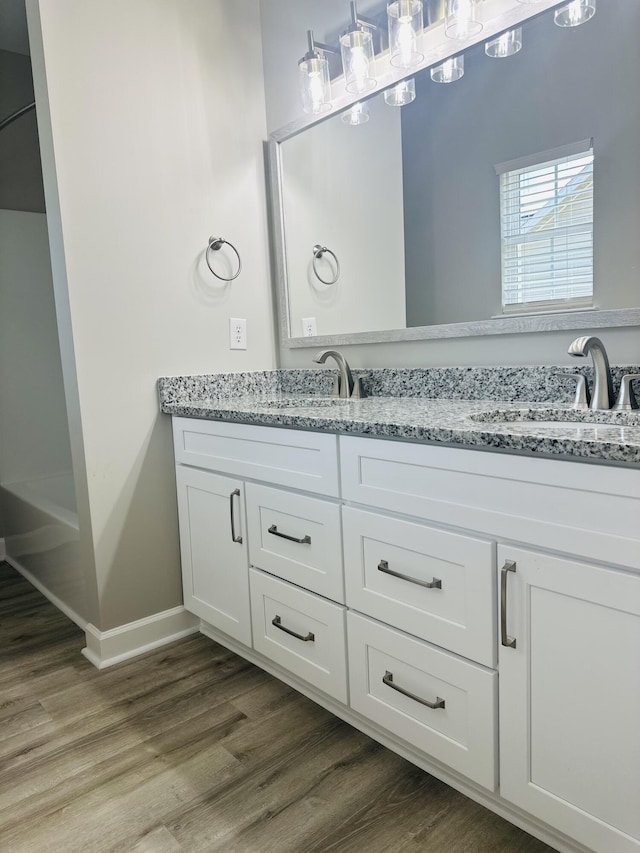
[260,0,640,368]
[0,48,45,212]
[403,0,640,327]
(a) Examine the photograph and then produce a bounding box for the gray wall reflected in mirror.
[276,0,640,343]
[404,0,638,327]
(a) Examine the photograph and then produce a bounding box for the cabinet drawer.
[249,569,348,703]
[348,612,497,791]
[343,507,495,666]
[173,418,339,496]
[246,483,343,602]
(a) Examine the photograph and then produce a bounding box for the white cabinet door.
[498,545,640,853]
[176,466,251,646]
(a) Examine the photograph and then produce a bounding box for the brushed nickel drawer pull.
[500,559,517,648]
[229,488,242,544]
[383,671,445,710]
[272,615,315,642]
[268,524,311,545]
[377,559,442,590]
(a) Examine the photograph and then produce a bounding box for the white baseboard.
[0,538,6,562]
[5,554,87,630]
[82,606,200,669]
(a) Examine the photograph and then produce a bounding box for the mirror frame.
[267,0,640,348]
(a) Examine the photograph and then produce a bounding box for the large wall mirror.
[269,0,640,347]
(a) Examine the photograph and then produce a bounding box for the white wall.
[27,0,276,631]
[283,94,406,338]
[260,0,640,369]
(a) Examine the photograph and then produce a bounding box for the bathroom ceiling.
[0,0,29,55]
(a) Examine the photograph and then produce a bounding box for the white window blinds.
[497,141,594,313]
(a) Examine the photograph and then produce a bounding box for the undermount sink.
[470,409,640,429]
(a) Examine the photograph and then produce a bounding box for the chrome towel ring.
[206,236,242,281]
[312,244,340,285]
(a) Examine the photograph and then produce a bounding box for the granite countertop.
[158,368,640,467]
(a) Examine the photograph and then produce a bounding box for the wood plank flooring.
[0,563,558,853]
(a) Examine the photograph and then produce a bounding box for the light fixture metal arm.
[349,1,379,31]
[305,29,338,57]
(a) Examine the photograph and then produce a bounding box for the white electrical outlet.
[302,317,317,337]
[229,318,247,350]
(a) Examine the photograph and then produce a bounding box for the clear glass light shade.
[299,55,331,115]
[388,1,424,68]
[384,78,416,106]
[341,101,370,125]
[430,55,464,83]
[340,28,376,94]
[485,27,522,58]
[554,0,596,27]
[445,0,482,39]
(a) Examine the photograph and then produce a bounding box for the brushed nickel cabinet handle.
[377,559,442,590]
[383,671,445,709]
[272,615,315,642]
[268,524,311,545]
[501,559,517,648]
[229,488,242,544]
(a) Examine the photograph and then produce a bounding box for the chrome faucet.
[568,336,614,410]
[313,349,364,398]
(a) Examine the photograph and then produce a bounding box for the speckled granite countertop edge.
[160,393,640,468]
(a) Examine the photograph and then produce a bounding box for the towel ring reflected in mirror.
[312,244,340,286]
[205,236,242,281]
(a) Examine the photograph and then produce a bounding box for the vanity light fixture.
[444,0,482,40]
[384,79,416,105]
[485,27,522,58]
[298,30,336,115]
[554,0,596,27]
[341,101,371,124]
[387,1,424,69]
[340,2,378,94]
[430,54,464,83]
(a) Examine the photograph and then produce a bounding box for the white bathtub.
[1,472,87,627]
[3,473,78,528]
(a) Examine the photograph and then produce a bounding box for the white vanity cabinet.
[339,434,640,853]
[175,465,250,645]
[171,416,640,853]
[173,416,350,704]
[498,546,640,853]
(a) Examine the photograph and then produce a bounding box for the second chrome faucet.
[568,335,640,410]
[568,336,614,410]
